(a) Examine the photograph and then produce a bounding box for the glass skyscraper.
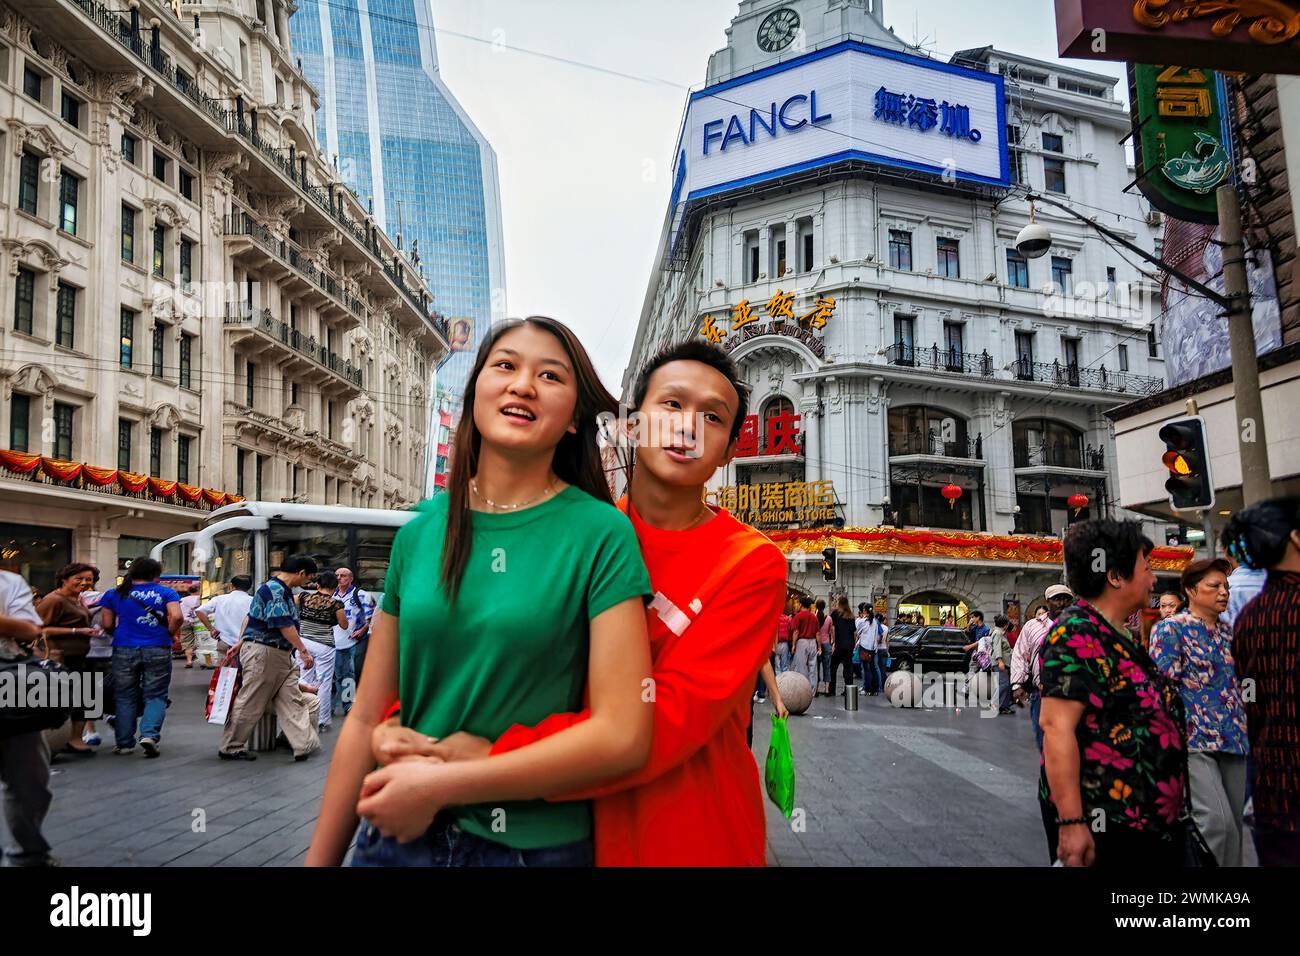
[291,0,505,490]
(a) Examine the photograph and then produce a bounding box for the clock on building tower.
[757,7,801,53]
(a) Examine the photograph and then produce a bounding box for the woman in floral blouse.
[1039,519,1187,867]
[1150,558,1249,866]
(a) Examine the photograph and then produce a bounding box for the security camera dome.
[1015,221,1053,259]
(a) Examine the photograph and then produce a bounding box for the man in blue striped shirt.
[218,554,320,762]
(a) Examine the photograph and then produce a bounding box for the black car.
[884,626,972,673]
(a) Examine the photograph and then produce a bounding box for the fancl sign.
[702,91,835,155]
[667,40,1008,244]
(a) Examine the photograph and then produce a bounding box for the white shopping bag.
[207,666,239,725]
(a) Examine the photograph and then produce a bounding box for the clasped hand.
[357,722,492,843]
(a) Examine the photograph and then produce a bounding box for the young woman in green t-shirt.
[307,317,653,866]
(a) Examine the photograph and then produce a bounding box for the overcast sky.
[428,0,1128,389]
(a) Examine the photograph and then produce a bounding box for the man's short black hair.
[631,340,751,444]
[799,596,813,608]
[230,575,253,592]
[970,611,984,622]
[1064,519,1154,600]
[280,554,319,575]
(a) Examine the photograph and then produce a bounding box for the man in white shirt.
[0,569,56,866]
[196,575,254,657]
[1010,584,1075,752]
[332,568,372,718]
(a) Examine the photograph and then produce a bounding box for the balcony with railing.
[885,343,996,376]
[0,447,240,512]
[69,0,230,129]
[1013,440,1106,471]
[67,0,444,336]
[1013,358,1162,396]
[224,213,367,322]
[223,304,363,389]
[888,430,984,460]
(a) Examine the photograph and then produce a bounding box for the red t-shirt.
[490,497,787,866]
[793,608,819,640]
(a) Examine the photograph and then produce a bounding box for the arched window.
[1013,417,1084,468]
[888,406,969,457]
[761,396,796,455]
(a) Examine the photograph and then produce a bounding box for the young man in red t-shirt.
[373,341,788,866]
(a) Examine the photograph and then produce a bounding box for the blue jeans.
[353,636,369,685]
[111,646,172,748]
[350,817,593,867]
[333,645,356,716]
[775,642,792,673]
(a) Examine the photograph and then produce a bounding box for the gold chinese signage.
[705,480,838,528]
[1055,1,1300,75]
[700,290,835,357]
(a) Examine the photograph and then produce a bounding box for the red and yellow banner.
[117,470,148,494]
[40,458,83,482]
[767,527,1195,572]
[81,465,119,487]
[0,450,40,474]
[148,478,177,499]
[0,449,241,509]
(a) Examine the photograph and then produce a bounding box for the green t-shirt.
[381,486,650,849]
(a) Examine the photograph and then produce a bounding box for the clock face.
[757,7,801,53]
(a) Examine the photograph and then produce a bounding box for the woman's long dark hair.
[440,316,617,605]
[116,557,162,598]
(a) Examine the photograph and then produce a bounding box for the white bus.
[150,502,418,598]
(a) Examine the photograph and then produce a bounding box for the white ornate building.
[624,0,1190,623]
[0,0,448,587]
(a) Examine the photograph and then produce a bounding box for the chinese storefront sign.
[705,480,838,527]
[1128,63,1233,224]
[733,410,802,457]
[701,290,834,355]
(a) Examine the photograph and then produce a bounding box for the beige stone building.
[0,0,449,588]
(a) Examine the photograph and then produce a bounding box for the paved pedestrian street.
[752,691,1047,866]
[9,665,1052,867]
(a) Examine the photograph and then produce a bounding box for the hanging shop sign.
[703,290,834,358]
[1055,0,1300,75]
[1128,62,1234,224]
[705,480,838,528]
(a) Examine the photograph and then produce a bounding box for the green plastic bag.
[764,714,796,818]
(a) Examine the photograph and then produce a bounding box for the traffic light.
[1158,415,1214,512]
[821,547,837,582]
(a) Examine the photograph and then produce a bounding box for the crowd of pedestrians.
[1029,502,1300,869]
[766,593,891,698]
[0,548,375,864]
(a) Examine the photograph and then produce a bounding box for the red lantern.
[941,483,963,509]
[1068,493,1089,516]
